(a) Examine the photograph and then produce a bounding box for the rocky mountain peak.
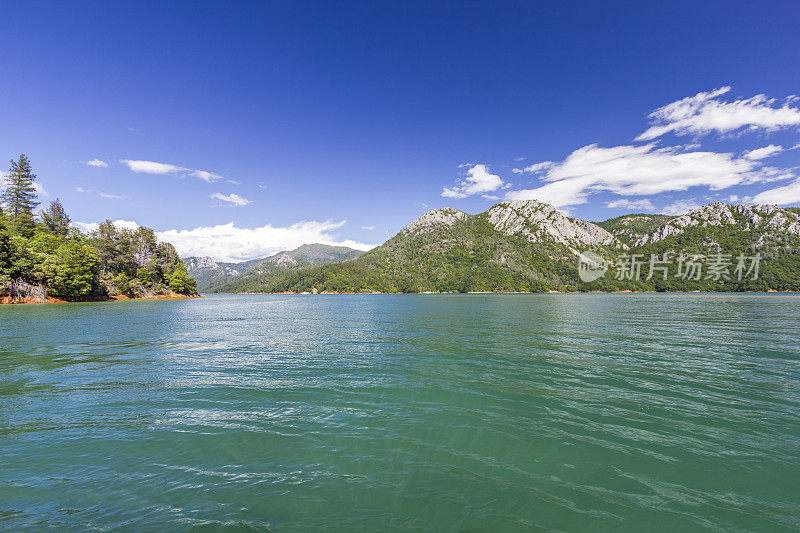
[403,207,469,235]
[267,252,299,266]
[634,202,800,246]
[184,256,221,270]
[486,200,620,248]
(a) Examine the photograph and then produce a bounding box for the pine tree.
[41,198,71,237]
[2,154,40,221]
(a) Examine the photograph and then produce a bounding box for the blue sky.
[2,1,800,261]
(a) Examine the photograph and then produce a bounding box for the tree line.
[1,154,197,301]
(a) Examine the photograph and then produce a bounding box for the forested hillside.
[187,243,365,293]
[225,200,800,294]
[0,154,197,302]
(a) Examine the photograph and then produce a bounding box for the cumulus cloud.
[73,219,140,232]
[86,158,108,167]
[606,198,656,211]
[72,218,378,262]
[743,144,783,160]
[157,220,378,262]
[637,86,800,141]
[661,198,702,216]
[211,192,250,207]
[505,143,789,208]
[442,164,506,199]
[121,159,224,182]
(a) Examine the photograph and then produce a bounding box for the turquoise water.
[1,294,799,531]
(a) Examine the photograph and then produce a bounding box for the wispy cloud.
[361,225,375,231]
[86,158,108,167]
[442,164,507,199]
[661,198,701,215]
[121,159,185,174]
[121,159,225,182]
[636,87,800,141]
[513,161,555,174]
[752,179,800,205]
[743,144,783,160]
[606,198,656,211]
[211,192,250,206]
[76,186,125,200]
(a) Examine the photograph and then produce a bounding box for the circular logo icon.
[578,250,608,282]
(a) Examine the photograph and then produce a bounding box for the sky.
[2,1,800,261]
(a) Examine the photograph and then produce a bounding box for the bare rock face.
[185,256,220,270]
[267,252,298,266]
[634,202,800,246]
[184,256,240,275]
[403,208,469,236]
[487,200,620,247]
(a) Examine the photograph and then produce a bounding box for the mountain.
[595,213,672,247]
[223,200,800,294]
[185,243,365,292]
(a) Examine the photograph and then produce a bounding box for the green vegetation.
[216,204,800,294]
[0,154,197,301]
[192,243,365,293]
[595,213,672,247]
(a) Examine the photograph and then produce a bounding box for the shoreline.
[207,290,800,296]
[0,293,202,305]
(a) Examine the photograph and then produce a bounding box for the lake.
[1,294,799,531]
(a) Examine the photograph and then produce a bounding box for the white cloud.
[442,164,506,199]
[606,198,656,211]
[191,170,224,183]
[73,219,140,232]
[752,180,800,205]
[86,158,108,167]
[121,159,186,174]
[0,172,47,196]
[98,192,124,200]
[32,182,48,196]
[121,159,224,182]
[361,225,375,231]
[661,198,701,216]
[76,186,124,200]
[211,192,250,206]
[743,144,783,160]
[157,220,378,262]
[520,161,555,173]
[505,143,789,208]
[637,86,800,141]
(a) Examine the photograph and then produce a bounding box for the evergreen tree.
[41,199,71,236]
[2,154,40,221]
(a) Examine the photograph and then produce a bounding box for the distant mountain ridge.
[184,243,364,292]
[217,200,800,293]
